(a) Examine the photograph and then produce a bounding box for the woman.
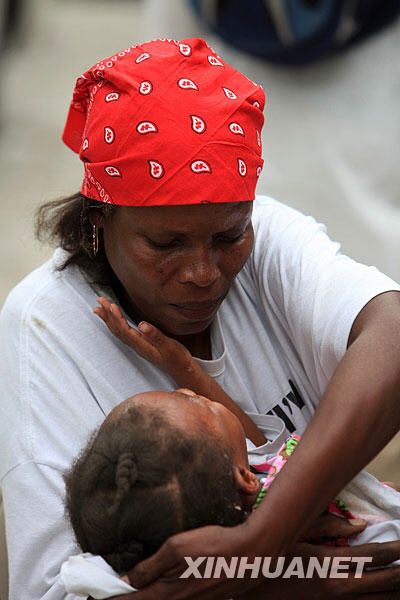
[0,37,399,600]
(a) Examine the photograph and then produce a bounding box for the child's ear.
[233,466,259,495]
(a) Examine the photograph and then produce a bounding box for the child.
[61,298,400,597]
[64,389,261,580]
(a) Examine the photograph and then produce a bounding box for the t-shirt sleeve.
[251,198,400,393]
[0,276,106,599]
[2,463,82,600]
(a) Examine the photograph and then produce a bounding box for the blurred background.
[0,0,399,479]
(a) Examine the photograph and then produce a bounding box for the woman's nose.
[177,250,221,287]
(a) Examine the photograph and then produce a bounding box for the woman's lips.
[170,298,222,319]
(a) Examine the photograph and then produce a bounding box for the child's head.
[64,389,259,574]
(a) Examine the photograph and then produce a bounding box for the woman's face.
[99,201,254,336]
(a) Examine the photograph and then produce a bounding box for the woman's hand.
[235,541,400,600]
[103,518,400,600]
[94,297,192,377]
[106,523,260,600]
[301,513,367,544]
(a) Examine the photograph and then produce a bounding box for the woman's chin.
[159,301,222,337]
[162,317,214,338]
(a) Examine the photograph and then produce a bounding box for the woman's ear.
[233,465,259,495]
[89,209,105,229]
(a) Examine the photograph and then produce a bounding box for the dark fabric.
[189,0,399,64]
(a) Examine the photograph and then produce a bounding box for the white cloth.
[1,196,400,599]
[341,472,400,565]
[60,554,136,598]
[247,420,400,564]
[247,420,400,563]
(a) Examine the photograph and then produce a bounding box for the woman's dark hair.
[35,192,116,283]
[64,403,245,574]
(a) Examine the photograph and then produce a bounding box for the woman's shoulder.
[251,196,332,264]
[252,195,316,234]
[0,249,91,330]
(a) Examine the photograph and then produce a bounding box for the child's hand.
[94,297,193,377]
[94,297,267,446]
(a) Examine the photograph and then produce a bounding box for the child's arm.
[94,297,266,446]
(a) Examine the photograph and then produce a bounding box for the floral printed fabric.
[253,434,355,546]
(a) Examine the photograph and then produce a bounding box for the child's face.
[108,389,249,468]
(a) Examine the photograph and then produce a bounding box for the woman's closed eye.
[215,232,245,244]
[147,238,180,249]
[150,240,178,250]
[145,228,247,250]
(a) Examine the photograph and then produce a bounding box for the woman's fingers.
[310,541,400,595]
[125,536,400,600]
[357,540,400,569]
[236,566,400,600]
[128,525,230,589]
[303,514,367,543]
[340,564,400,596]
[128,536,188,589]
[303,539,400,569]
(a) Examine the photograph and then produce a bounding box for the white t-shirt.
[1,196,399,599]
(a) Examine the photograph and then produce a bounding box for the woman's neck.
[174,329,212,360]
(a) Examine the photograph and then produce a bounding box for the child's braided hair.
[64,402,245,574]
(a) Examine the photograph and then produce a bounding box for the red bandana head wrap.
[63,38,265,206]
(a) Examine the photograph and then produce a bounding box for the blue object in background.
[189,0,400,64]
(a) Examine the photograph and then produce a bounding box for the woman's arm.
[251,291,400,549]
[120,291,400,599]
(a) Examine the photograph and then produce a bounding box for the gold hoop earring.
[92,224,99,256]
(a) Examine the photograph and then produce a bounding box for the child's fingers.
[137,321,164,347]
[137,321,180,359]
[109,302,123,320]
[93,306,107,321]
[96,297,114,325]
[96,299,163,363]
[108,304,140,342]
[96,298,129,340]
[138,322,183,355]
[97,298,128,334]
[97,296,113,313]
[138,321,191,370]
[98,300,165,351]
